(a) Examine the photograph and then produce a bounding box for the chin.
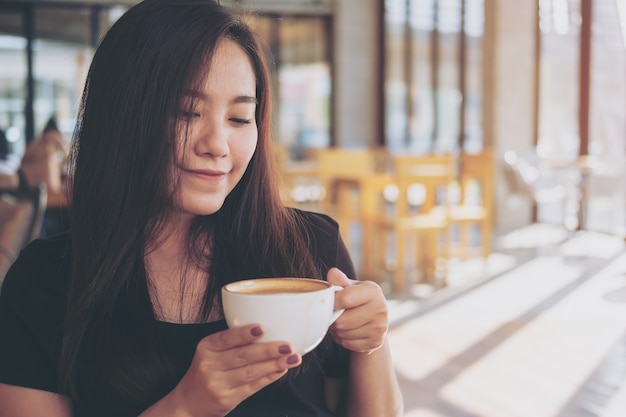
[195,205,224,216]
[176,189,233,216]
[179,199,226,217]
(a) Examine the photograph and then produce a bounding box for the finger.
[332,311,372,331]
[333,304,388,330]
[334,290,388,327]
[329,327,386,353]
[327,267,354,287]
[331,313,388,344]
[200,324,264,353]
[331,310,360,331]
[221,342,296,371]
[226,362,297,401]
[334,280,384,311]
[330,323,386,341]
[200,365,293,415]
[227,353,302,387]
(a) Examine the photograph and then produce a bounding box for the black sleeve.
[0,238,68,393]
[295,209,357,280]
[334,229,357,280]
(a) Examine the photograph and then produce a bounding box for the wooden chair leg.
[482,221,492,260]
[394,229,406,294]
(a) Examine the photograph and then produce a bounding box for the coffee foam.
[225,278,328,295]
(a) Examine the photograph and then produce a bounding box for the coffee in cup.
[222,277,344,355]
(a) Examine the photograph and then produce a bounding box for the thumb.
[327,267,353,288]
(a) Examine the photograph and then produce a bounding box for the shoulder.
[287,208,341,249]
[0,233,70,393]
[286,208,357,280]
[1,232,70,301]
[288,208,339,236]
[287,208,342,272]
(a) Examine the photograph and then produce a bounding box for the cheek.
[233,133,258,169]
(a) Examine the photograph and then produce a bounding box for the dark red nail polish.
[286,354,299,364]
[250,326,262,336]
[278,345,291,354]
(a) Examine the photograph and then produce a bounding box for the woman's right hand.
[162,324,301,417]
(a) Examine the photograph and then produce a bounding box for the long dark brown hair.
[60,0,320,405]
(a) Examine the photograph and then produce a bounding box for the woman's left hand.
[327,267,388,354]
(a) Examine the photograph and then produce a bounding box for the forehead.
[200,38,257,95]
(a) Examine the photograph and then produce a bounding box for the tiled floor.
[386,225,626,417]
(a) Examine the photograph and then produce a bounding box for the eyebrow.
[183,89,258,105]
[233,95,258,104]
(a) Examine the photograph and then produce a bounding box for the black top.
[0,210,356,416]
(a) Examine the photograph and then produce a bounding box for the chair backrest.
[391,154,457,216]
[314,148,378,210]
[458,151,494,208]
[316,148,377,179]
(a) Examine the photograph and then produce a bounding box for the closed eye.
[180,111,201,119]
[230,118,252,125]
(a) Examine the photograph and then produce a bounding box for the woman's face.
[174,38,258,219]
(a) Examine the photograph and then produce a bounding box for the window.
[0,3,122,153]
[384,0,484,154]
[537,0,581,160]
[0,8,26,155]
[589,0,626,159]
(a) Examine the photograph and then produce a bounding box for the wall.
[484,0,537,235]
[332,0,380,148]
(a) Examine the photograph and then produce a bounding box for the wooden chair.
[372,154,457,293]
[315,148,378,252]
[0,183,47,287]
[446,151,494,261]
[276,145,325,210]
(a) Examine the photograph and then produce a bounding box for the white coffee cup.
[222,277,344,355]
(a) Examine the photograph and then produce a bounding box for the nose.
[194,118,229,158]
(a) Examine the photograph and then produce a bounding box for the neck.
[145,217,217,323]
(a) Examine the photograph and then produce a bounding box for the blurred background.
[1,1,625,416]
[1,0,624,235]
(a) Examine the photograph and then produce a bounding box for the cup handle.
[330,285,345,324]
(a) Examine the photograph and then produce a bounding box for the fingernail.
[286,354,299,364]
[278,345,291,354]
[250,326,263,337]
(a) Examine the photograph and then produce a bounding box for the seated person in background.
[19,117,70,237]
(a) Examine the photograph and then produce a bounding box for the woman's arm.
[344,340,403,417]
[326,268,404,417]
[0,383,72,417]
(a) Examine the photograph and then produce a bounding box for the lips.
[184,167,230,183]
[188,168,228,176]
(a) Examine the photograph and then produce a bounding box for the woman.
[0,1,403,416]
